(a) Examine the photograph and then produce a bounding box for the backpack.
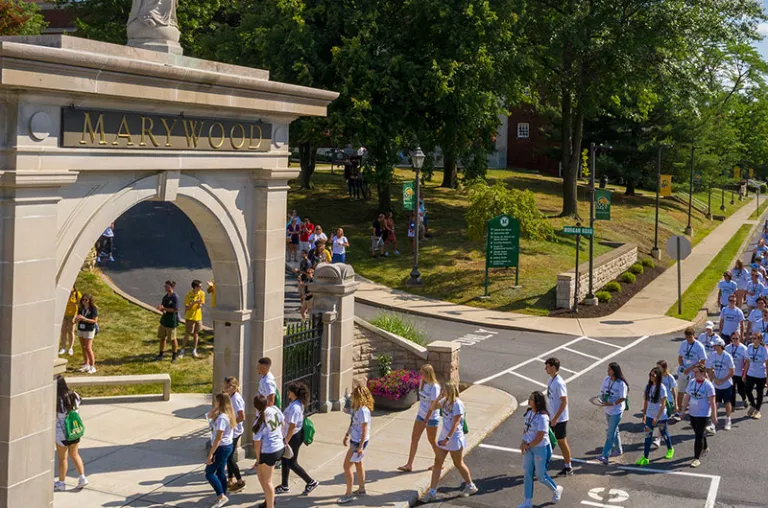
[303,416,315,446]
[65,411,85,441]
[275,389,281,409]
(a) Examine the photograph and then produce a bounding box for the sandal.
[397,466,412,472]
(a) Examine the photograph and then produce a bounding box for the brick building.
[23,0,75,34]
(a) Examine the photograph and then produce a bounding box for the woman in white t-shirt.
[399,364,441,473]
[683,365,717,467]
[596,362,629,464]
[224,377,246,492]
[338,386,373,504]
[514,391,563,508]
[54,376,88,492]
[275,382,319,495]
[743,332,768,419]
[309,225,328,246]
[252,394,285,508]
[732,259,749,308]
[636,367,674,466]
[332,228,350,264]
[205,392,236,508]
[421,382,478,502]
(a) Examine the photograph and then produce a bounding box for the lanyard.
[750,345,763,362]
[692,380,705,399]
[713,354,728,378]
[525,412,539,433]
[684,342,695,359]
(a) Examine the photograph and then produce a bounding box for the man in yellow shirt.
[59,287,81,356]
[180,280,205,358]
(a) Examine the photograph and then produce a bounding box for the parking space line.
[506,370,548,388]
[562,346,602,360]
[479,443,720,508]
[534,358,578,374]
[583,337,624,349]
[565,336,649,385]
[581,502,617,508]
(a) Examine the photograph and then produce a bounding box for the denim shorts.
[416,415,440,427]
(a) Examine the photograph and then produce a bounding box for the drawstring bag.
[65,411,85,441]
[303,417,316,446]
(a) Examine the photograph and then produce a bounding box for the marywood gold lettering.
[63,109,272,152]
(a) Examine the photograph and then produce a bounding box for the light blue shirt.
[718,280,738,306]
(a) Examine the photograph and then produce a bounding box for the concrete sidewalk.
[53,385,516,508]
[355,198,763,338]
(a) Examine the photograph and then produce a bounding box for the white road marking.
[562,346,602,360]
[584,337,624,349]
[534,358,578,374]
[452,328,499,346]
[564,336,650,384]
[581,501,622,508]
[506,370,548,388]
[479,443,720,508]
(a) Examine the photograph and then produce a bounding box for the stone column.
[426,341,461,385]
[0,173,76,508]
[317,310,338,413]
[310,264,360,411]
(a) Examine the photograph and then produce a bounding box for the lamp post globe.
[407,146,425,286]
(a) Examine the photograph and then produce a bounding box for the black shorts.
[552,421,567,440]
[60,438,80,447]
[715,387,732,404]
[259,449,283,466]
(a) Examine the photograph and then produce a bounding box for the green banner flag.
[595,189,611,221]
[403,181,415,211]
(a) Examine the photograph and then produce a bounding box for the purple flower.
[368,370,421,400]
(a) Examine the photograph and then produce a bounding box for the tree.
[0,0,47,36]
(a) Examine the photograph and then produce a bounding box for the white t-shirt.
[678,340,707,370]
[718,280,738,306]
[697,332,719,356]
[686,379,715,417]
[417,382,441,420]
[547,374,569,424]
[644,384,669,421]
[259,371,277,398]
[719,307,744,337]
[349,406,371,443]
[746,281,765,306]
[211,413,234,446]
[230,392,246,437]
[332,236,348,255]
[746,344,768,378]
[522,410,550,448]
[661,373,676,396]
[283,399,304,438]
[727,343,749,376]
[732,268,749,290]
[309,232,328,245]
[438,399,466,451]
[748,308,765,329]
[253,406,284,453]
[600,376,628,415]
[706,351,735,389]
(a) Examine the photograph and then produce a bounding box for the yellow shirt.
[319,248,331,264]
[64,291,81,317]
[184,289,205,321]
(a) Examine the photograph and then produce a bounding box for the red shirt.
[299,222,315,242]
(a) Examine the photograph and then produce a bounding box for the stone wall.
[556,243,638,309]
[353,317,460,386]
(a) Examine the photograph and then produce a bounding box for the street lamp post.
[684,145,694,236]
[730,188,735,205]
[651,144,665,260]
[406,146,425,286]
[587,142,611,303]
[720,185,726,211]
[706,188,712,219]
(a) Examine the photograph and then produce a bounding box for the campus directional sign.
[562,225,593,236]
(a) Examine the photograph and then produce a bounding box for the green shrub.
[761,183,767,194]
[377,354,392,377]
[620,272,637,284]
[596,291,612,303]
[629,263,644,275]
[604,281,622,293]
[641,258,656,268]
[370,313,428,345]
[465,180,556,242]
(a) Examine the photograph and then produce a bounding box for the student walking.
[743,332,768,419]
[514,391,563,508]
[732,259,749,308]
[275,382,319,495]
[383,212,399,256]
[682,365,717,467]
[97,222,115,263]
[75,293,98,374]
[156,280,179,362]
[726,333,749,409]
[224,377,246,493]
[181,280,205,359]
[371,213,385,258]
[252,394,285,508]
[338,386,374,504]
[287,217,300,262]
[544,358,573,476]
[706,337,735,430]
[332,228,350,264]
[675,327,707,420]
[399,364,441,473]
[299,216,315,254]
[596,362,629,464]
[636,367,674,466]
[697,322,720,355]
[746,297,767,337]
[653,360,678,448]
[54,376,88,492]
[59,287,81,357]
[258,357,277,406]
[206,392,236,508]
[422,382,478,503]
[718,295,744,343]
[746,270,764,312]
[717,271,738,311]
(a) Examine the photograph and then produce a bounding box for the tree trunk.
[377,178,391,212]
[625,178,636,196]
[441,153,458,188]
[559,46,576,217]
[298,142,316,189]
[561,102,584,218]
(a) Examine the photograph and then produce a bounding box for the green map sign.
[403,181,415,211]
[486,215,520,268]
[595,189,611,221]
[562,226,593,236]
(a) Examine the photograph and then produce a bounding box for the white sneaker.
[77,475,88,488]
[516,501,533,508]
[88,366,97,374]
[724,418,732,431]
[212,495,229,508]
[78,364,90,372]
[193,350,200,359]
[68,348,74,356]
[395,250,400,255]
[421,489,437,503]
[462,483,478,496]
[53,480,66,492]
[652,437,661,448]
[58,348,66,355]
[705,425,716,435]
[552,485,564,503]
[178,349,185,358]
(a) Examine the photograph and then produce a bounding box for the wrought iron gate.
[282,314,322,414]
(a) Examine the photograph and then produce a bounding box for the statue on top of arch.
[129,0,178,28]
[127,0,182,55]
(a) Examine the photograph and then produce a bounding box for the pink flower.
[368,370,421,400]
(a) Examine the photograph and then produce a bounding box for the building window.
[517,123,530,139]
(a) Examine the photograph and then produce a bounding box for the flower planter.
[373,389,418,411]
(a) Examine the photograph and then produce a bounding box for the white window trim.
[517,122,530,139]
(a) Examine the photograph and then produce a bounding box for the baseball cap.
[713,337,725,348]
[705,321,715,330]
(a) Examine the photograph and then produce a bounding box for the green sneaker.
[635,457,650,466]
[665,448,675,460]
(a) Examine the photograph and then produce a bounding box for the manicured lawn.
[65,271,213,397]
[288,167,740,314]
[666,224,752,321]
[749,199,768,220]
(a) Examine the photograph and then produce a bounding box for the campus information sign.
[483,214,520,296]
[595,189,611,221]
[660,175,673,196]
[402,181,415,210]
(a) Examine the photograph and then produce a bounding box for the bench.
[65,374,171,401]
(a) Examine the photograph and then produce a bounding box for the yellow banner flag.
[660,174,673,197]
[750,167,754,179]
[734,166,741,180]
